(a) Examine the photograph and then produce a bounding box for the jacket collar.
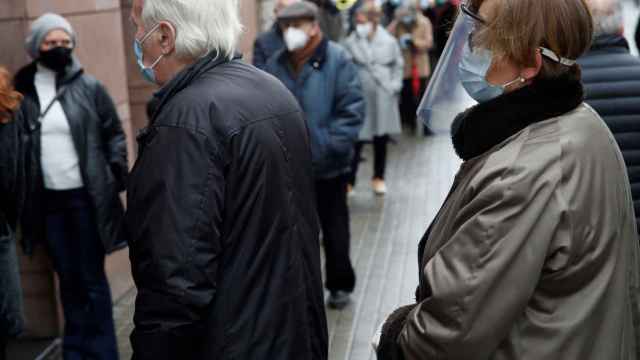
[451,67,584,161]
[151,51,241,122]
[15,58,84,97]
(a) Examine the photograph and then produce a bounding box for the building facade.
[0,0,262,338]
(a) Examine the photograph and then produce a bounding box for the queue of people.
[1,0,640,359]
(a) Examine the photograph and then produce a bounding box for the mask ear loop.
[539,47,576,66]
[138,23,162,45]
[501,76,526,89]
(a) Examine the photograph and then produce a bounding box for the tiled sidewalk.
[112,133,460,359]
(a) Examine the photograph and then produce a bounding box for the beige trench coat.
[388,14,434,79]
[400,104,640,359]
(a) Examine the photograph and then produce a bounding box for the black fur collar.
[451,67,584,161]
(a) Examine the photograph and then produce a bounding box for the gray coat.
[343,26,403,141]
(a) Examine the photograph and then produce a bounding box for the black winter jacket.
[578,35,640,231]
[11,59,128,254]
[124,54,328,360]
[0,110,25,339]
[0,110,25,232]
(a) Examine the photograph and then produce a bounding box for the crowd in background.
[2,0,640,359]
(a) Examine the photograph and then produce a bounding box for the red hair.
[0,66,22,124]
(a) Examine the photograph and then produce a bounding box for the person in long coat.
[344,2,404,195]
[388,4,434,132]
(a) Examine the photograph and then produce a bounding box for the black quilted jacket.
[579,35,640,233]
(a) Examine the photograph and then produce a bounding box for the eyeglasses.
[461,4,487,51]
[461,4,487,25]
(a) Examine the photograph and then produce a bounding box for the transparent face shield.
[417,2,577,133]
[417,2,481,133]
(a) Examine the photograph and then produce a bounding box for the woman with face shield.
[373,0,640,359]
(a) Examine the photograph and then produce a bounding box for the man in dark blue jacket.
[579,0,640,234]
[253,0,298,69]
[265,0,365,309]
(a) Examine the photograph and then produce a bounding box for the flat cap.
[277,1,319,22]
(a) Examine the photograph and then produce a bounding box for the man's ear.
[158,21,177,55]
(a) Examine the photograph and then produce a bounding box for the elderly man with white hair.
[578,0,640,234]
[125,1,329,359]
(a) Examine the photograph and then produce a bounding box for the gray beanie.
[25,13,76,59]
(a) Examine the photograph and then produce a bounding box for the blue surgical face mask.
[458,40,523,103]
[134,23,164,84]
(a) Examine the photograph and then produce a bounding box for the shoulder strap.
[39,85,69,120]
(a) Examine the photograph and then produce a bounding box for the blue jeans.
[44,189,118,360]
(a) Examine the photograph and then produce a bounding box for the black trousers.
[44,189,118,360]
[0,218,23,342]
[400,78,428,131]
[349,136,388,186]
[315,175,356,292]
[0,336,6,360]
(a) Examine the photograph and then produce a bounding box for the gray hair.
[588,0,624,37]
[141,0,244,60]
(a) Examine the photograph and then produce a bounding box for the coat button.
[313,61,320,69]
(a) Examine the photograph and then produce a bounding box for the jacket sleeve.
[397,158,564,359]
[327,50,365,158]
[93,81,128,192]
[127,124,223,359]
[389,40,405,94]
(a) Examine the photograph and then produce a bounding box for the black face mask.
[39,47,73,73]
